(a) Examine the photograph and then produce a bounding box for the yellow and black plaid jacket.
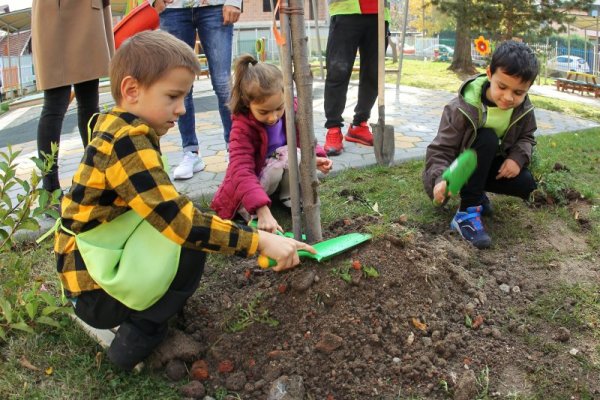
[55,108,258,298]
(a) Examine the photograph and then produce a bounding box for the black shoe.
[480,194,494,217]
[107,321,167,371]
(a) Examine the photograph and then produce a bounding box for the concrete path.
[1,78,598,205]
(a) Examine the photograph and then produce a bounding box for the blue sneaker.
[451,206,492,249]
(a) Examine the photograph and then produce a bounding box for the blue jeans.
[160,6,233,151]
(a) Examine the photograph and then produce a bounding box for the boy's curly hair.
[109,30,201,104]
[490,41,539,85]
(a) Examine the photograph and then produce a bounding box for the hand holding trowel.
[433,149,477,206]
[249,221,372,269]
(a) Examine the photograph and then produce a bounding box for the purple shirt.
[265,119,286,157]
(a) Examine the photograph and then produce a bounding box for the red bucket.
[113,1,160,49]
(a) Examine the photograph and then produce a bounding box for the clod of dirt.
[453,369,478,400]
[164,359,187,381]
[267,375,305,400]
[553,162,570,172]
[179,380,205,399]
[553,327,571,342]
[291,270,316,292]
[225,371,247,391]
[146,329,203,369]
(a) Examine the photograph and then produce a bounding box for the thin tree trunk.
[279,0,303,240]
[289,0,322,243]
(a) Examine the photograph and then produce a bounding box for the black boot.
[42,170,61,193]
[107,321,168,371]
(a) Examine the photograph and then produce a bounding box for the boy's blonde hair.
[110,30,201,104]
[229,54,283,115]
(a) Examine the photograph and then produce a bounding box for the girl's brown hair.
[110,30,201,104]
[229,54,283,115]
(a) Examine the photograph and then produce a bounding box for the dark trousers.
[37,79,99,192]
[324,14,388,129]
[74,247,206,370]
[461,128,537,209]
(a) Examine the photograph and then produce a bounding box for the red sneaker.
[324,127,344,156]
[345,122,374,146]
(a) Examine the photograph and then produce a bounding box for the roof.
[0,7,31,33]
[0,29,31,56]
[569,14,600,31]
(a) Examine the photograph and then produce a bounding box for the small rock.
[512,286,521,294]
[477,291,487,305]
[165,360,187,381]
[179,381,205,399]
[392,357,401,363]
[499,284,511,293]
[315,332,343,354]
[464,303,475,316]
[406,332,415,346]
[569,348,579,356]
[421,337,432,347]
[554,327,571,342]
[267,375,305,400]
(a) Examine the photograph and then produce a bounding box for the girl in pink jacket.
[211,54,332,233]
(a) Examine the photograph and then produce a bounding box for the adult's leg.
[37,85,72,192]
[75,247,206,370]
[324,15,362,129]
[484,157,537,200]
[160,8,199,153]
[195,5,233,146]
[353,16,387,125]
[73,79,100,147]
[460,128,499,210]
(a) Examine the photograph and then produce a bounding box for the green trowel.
[434,149,477,205]
[257,232,373,269]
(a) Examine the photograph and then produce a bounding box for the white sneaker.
[173,151,206,180]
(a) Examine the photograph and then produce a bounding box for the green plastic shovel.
[257,232,373,269]
[434,149,477,205]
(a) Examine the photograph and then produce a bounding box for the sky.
[2,0,31,12]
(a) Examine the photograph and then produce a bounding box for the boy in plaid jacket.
[55,30,314,371]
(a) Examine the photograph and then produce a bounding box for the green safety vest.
[328,0,391,21]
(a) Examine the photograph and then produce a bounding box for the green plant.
[0,144,70,341]
[0,144,61,250]
[362,265,380,278]
[331,264,352,283]
[225,295,279,333]
[476,365,490,399]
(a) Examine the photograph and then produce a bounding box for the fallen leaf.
[412,317,427,331]
[472,315,484,329]
[19,356,40,372]
[45,367,53,375]
[278,284,287,294]
[244,269,251,279]
[351,260,362,270]
[372,202,379,213]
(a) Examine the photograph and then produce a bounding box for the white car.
[547,55,591,73]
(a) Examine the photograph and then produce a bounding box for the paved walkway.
[1,78,599,205]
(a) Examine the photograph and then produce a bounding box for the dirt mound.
[150,216,600,399]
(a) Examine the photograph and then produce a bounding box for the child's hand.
[496,159,521,180]
[433,180,448,205]
[257,231,316,271]
[256,206,283,234]
[316,157,333,174]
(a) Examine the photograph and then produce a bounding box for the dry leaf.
[45,367,53,375]
[412,317,427,331]
[19,356,40,372]
[472,315,484,329]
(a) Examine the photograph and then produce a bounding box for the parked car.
[422,44,454,60]
[547,55,591,73]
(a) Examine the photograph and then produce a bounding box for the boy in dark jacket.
[423,41,539,249]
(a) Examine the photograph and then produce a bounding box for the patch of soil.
[150,214,600,399]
